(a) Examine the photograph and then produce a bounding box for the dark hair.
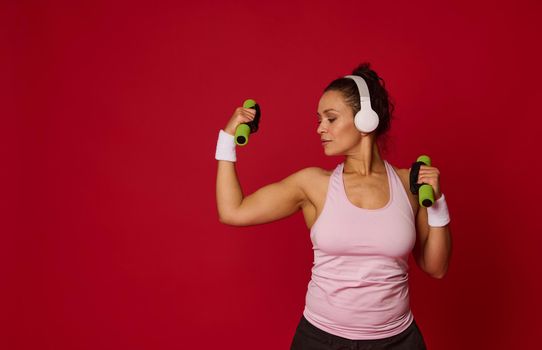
[324,62,395,152]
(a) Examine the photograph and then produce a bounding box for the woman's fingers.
[416,166,442,199]
[241,108,256,120]
[418,171,439,182]
[224,107,257,134]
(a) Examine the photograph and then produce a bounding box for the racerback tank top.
[302,160,416,340]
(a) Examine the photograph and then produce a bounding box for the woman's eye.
[317,118,336,124]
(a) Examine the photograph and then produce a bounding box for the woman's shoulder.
[285,166,334,190]
[294,165,334,179]
[289,167,334,209]
[388,163,411,185]
[389,163,409,180]
[389,162,420,213]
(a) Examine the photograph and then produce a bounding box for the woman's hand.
[224,107,256,135]
[417,165,442,200]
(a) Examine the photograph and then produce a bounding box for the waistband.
[298,315,419,344]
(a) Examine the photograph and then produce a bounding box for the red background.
[5,0,542,349]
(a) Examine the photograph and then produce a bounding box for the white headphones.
[344,75,379,133]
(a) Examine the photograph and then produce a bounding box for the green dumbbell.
[235,99,261,146]
[409,155,435,207]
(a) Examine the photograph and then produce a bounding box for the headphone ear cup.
[354,108,379,133]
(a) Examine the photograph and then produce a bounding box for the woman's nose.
[317,122,326,134]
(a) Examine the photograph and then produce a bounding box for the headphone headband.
[344,75,371,106]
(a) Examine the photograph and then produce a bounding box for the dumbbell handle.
[410,155,435,207]
[235,99,260,146]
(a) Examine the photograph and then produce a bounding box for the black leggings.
[290,315,427,350]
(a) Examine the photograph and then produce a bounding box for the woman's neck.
[343,134,384,176]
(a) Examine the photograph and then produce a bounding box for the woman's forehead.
[318,90,346,114]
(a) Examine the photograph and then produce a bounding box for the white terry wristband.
[215,129,236,162]
[427,193,450,227]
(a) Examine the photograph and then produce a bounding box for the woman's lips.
[321,140,331,146]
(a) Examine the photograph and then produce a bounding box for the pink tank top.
[302,160,416,340]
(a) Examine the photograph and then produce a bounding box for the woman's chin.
[323,149,339,156]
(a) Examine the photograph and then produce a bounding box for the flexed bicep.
[221,169,310,227]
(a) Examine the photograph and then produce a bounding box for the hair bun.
[352,62,379,82]
[352,62,371,75]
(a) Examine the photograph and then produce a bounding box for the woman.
[215,63,452,349]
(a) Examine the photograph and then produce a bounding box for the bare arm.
[405,164,452,279]
[215,105,308,226]
[413,203,453,279]
[216,161,308,226]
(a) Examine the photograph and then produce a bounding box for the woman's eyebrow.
[317,108,339,116]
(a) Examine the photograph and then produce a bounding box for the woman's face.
[317,90,362,156]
